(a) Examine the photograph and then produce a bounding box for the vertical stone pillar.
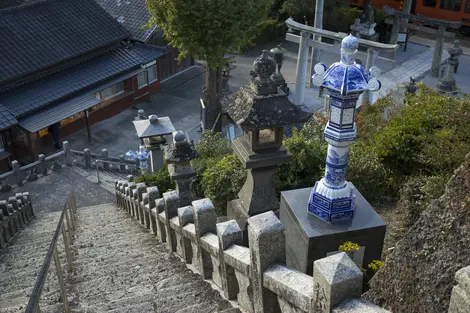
[177,206,194,263]
[136,183,147,224]
[12,161,22,186]
[155,198,166,243]
[149,145,164,172]
[119,154,126,172]
[163,191,180,252]
[126,182,136,214]
[101,148,109,170]
[294,32,310,105]
[432,26,446,77]
[312,252,363,311]
[309,0,324,87]
[362,48,379,106]
[23,192,34,218]
[63,141,73,166]
[38,154,47,176]
[217,220,242,300]
[146,186,160,230]
[390,16,400,60]
[192,198,217,279]
[84,148,92,168]
[0,201,12,243]
[248,211,285,313]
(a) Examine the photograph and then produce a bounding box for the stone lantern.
[309,34,382,222]
[225,50,311,239]
[132,114,175,172]
[437,40,462,96]
[164,130,199,206]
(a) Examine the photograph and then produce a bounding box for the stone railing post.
[131,187,139,218]
[101,148,109,170]
[217,219,242,300]
[11,195,25,227]
[163,191,180,252]
[63,141,73,166]
[145,186,159,230]
[0,201,17,236]
[313,252,363,312]
[192,199,217,279]
[136,183,147,224]
[38,154,48,176]
[248,211,286,313]
[12,161,22,186]
[155,198,166,242]
[0,201,13,242]
[119,154,126,172]
[448,266,470,313]
[84,148,92,168]
[22,192,34,218]
[177,205,194,263]
[16,193,27,221]
[0,214,6,249]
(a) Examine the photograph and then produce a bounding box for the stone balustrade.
[0,141,137,192]
[0,192,34,251]
[115,181,392,313]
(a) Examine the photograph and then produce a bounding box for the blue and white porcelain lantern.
[308,34,382,223]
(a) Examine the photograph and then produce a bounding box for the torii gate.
[285,18,398,106]
[383,6,461,77]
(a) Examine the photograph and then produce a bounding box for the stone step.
[73,223,148,241]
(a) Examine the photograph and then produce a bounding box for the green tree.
[146,0,272,131]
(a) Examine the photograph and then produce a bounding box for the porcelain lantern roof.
[311,34,381,96]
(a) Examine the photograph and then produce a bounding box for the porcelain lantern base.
[308,179,356,223]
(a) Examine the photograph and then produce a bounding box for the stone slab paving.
[372,48,450,103]
[0,167,114,214]
[67,203,234,313]
[0,211,67,313]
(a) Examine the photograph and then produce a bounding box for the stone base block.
[280,186,386,278]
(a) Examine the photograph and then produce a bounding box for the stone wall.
[0,192,34,251]
[115,181,391,313]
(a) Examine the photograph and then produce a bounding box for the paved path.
[68,203,234,313]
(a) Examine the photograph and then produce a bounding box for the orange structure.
[350,0,470,33]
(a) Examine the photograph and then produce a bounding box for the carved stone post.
[192,199,217,279]
[136,183,147,224]
[177,206,194,263]
[432,26,446,77]
[84,148,92,168]
[294,32,311,105]
[163,191,180,252]
[38,154,47,176]
[101,148,109,170]
[0,201,13,242]
[248,211,285,313]
[217,220,242,300]
[312,252,363,311]
[12,161,22,186]
[63,141,73,166]
[147,186,160,231]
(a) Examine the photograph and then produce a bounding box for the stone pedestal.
[227,138,292,245]
[280,186,386,278]
[145,142,164,172]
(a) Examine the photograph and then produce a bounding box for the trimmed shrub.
[201,154,246,215]
[133,165,175,193]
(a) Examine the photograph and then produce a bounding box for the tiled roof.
[0,0,130,86]
[95,0,158,42]
[0,44,166,118]
[0,105,18,131]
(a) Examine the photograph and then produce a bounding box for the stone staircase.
[0,211,66,313]
[67,203,234,313]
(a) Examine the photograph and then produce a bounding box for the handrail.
[25,190,77,313]
[94,159,137,183]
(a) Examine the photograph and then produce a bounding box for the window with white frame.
[137,64,158,89]
[147,65,158,83]
[100,81,124,100]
